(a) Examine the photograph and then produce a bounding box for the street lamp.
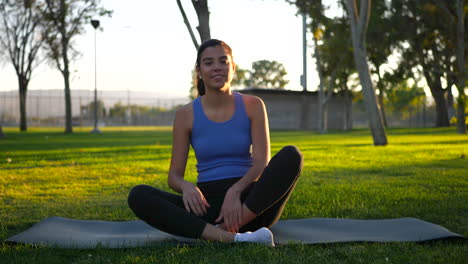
[90,19,101,133]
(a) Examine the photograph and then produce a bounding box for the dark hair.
[194,39,234,97]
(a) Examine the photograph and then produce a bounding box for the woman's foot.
[234,227,275,247]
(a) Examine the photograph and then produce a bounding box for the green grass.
[0,127,466,263]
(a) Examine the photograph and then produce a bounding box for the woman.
[128,39,303,246]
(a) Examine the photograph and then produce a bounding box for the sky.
[1,0,320,98]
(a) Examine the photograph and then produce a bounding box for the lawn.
[0,127,466,263]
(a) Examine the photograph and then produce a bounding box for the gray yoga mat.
[5,216,464,248]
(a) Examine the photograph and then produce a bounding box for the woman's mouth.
[211,74,225,79]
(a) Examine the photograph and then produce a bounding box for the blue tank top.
[191,92,253,183]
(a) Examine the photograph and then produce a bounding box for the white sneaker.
[234,227,275,247]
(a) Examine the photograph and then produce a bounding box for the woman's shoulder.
[174,102,194,129]
[238,93,266,118]
[238,93,265,108]
[239,93,264,108]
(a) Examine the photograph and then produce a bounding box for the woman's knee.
[279,145,303,164]
[127,184,151,209]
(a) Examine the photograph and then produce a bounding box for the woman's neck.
[202,87,233,108]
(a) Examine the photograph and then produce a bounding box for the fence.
[1,89,437,129]
[0,90,189,127]
[352,103,436,128]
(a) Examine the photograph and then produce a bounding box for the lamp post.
[91,19,101,133]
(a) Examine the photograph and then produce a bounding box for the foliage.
[388,0,468,127]
[249,60,289,89]
[317,17,355,92]
[231,66,249,89]
[80,99,106,118]
[108,102,168,119]
[0,128,466,263]
[289,0,355,94]
[289,0,467,130]
[385,81,425,119]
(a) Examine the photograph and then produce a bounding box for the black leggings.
[128,145,303,238]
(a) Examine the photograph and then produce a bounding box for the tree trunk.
[456,0,466,134]
[446,81,456,121]
[176,0,199,50]
[377,84,387,127]
[344,89,353,131]
[376,68,388,127]
[457,96,466,132]
[0,126,5,138]
[192,0,210,43]
[18,76,29,132]
[314,37,325,133]
[63,68,73,133]
[423,70,450,127]
[354,46,387,145]
[432,87,450,127]
[19,85,28,132]
[61,32,73,133]
[346,0,387,146]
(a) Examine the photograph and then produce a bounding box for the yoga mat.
[4,216,464,248]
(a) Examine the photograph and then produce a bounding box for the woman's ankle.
[201,224,235,242]
[240,204,257,227]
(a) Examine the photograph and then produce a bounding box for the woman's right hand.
[181,181,210,216]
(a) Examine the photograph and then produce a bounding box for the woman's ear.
[195,66,201,79]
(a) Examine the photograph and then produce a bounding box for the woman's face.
[198,45,235,91]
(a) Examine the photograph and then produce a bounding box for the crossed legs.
[127,145,303,242]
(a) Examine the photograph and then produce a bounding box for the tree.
[176,0,210,51]
[454,0,466,134]
[41,0,111,133]
[289,0,356,132]
[345,0,387,145]
[250,60,289,89]
[81,99,105,119]
[315,17,354,133]
[231,66,249,89]
[390,0,462,127]
[0,0,43,132]
[176,0,211,97]
[386,81,425,119]
[366,0,400,128]
[0,125,4,138]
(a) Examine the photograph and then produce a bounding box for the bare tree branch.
[176,0,199,50]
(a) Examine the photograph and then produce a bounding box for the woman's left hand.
[215,187,243,233]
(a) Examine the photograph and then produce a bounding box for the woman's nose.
[213,62,222,71]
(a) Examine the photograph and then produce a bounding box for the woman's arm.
[230,95,270,193]
[216,95,270,231]
[168,105,210,216]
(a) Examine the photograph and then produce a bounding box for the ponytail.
[196,77,205,96]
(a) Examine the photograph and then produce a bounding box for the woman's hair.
[194,39,234,97]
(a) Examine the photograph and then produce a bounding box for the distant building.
[238,88,352,131]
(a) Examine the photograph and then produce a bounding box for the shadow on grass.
[0,157,170,170]
[0,131,173,151]
[2,147,171,162]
